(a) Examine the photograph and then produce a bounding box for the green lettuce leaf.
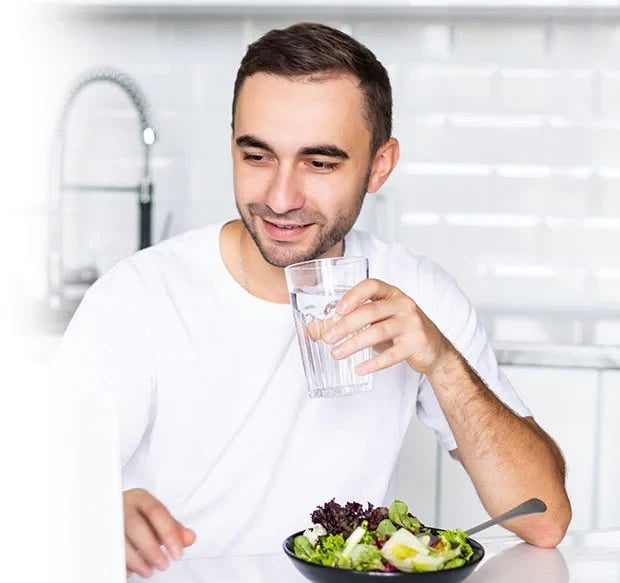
[342,525,367,558]
[316,533,347,567]
[293,535,314,561]
[293,533,349,568]
[376,518,397,538]
[439,529,474,562]
[443,557,467,569]
[388,500,421,534]
[440,529,468,547]
[425,528,474,569]
[350,544,384,571]
[335,553,352,569]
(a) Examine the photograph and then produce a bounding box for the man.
[55,22,571,579]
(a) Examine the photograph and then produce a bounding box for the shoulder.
[350,229,455,300]
[352,231,485,359]
[87,223,222,298]
[130,223,220,269]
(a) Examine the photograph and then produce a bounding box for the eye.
[242,153,267,163]
[310,160,339,171]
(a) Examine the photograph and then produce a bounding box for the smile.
[261,218,313,241]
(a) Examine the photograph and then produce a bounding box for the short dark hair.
[232,22,392,156]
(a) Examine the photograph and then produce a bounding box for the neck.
[233,220,346,304]
[239,222,290,303]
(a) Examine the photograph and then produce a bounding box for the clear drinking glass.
[285,256,373,398]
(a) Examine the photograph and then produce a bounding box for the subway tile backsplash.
[452,22,548,64]
[39,10,620,341]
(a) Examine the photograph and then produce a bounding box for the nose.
[264,162,305,215]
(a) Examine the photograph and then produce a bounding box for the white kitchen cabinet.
[597,370,620,529]
[436,366,599,534]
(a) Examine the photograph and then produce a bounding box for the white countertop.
[129,529,620,582]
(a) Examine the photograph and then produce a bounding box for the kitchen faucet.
[47,67,156,312]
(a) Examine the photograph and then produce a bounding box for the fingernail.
[170,545,183,560]
[154,556,168,570]
[323,328,337,342]
[140,566,153,578]
[332,346,344,358]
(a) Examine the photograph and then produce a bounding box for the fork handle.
[465,498,547,536]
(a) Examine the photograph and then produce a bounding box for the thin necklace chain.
[239,225,250,292]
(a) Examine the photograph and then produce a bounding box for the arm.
[52,261,196,577]
[323,278,571,548]
[428,349,571,547]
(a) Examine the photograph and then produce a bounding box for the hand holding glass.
[285,256,373,398]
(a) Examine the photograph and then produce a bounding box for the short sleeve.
[413,259,531,451]
[51,259,156,472]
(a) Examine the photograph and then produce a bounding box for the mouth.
[261,218,314,242]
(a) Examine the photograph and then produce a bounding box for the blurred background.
[18,0,620,577]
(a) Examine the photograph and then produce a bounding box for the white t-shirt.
[53,222,530,557]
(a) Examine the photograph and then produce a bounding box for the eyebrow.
[235,134,350,160]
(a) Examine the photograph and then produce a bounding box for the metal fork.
[429,497,547,546]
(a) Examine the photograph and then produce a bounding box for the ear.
[367,137,400,194]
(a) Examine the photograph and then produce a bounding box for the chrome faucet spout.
[48,67,156,311]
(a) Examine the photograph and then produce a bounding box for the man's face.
[232,72,373,267]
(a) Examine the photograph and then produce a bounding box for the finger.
[355,344,411,375]
[324,300,395,344]
[306,318,322,342]
[331,317,404,360]
[336,279,399,316]
[125,508,170,570]
[139,500,187,561]
[125,539,153,579]
[181,526,197,547]
[306,312,341,342]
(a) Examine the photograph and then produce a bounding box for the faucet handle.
[63,266,99,285]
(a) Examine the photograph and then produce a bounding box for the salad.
[292,499,476,573]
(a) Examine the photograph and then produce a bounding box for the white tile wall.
[35,10,619,327]
[600,70,620,117]
[452,22,548,64]
[353,20,451,65]
[502,70,593,119]
[404,65,496,113]
[549,23,620,67]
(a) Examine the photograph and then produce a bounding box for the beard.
[235,171,370,268]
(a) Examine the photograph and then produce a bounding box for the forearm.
[426,348,571,547]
